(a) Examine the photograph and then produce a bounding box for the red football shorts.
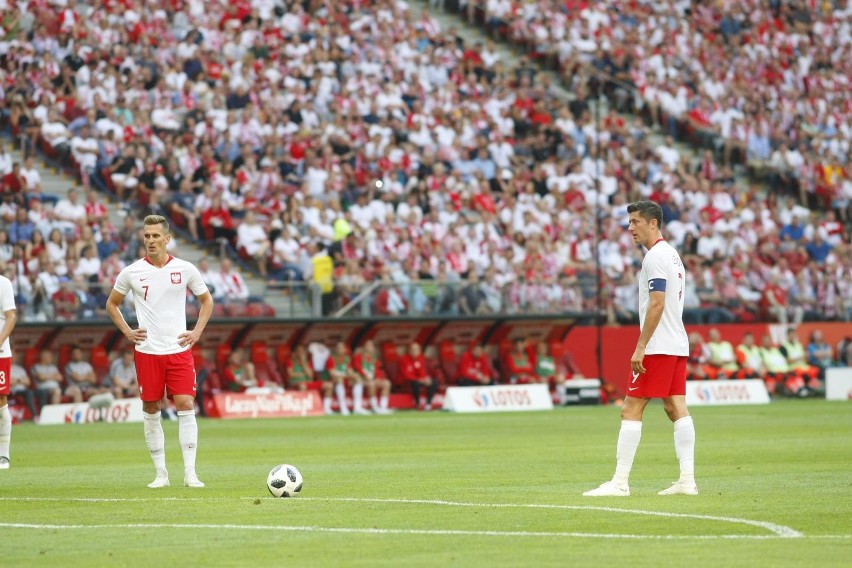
[135,350,197,402]
[626,354,687,399]
[0,357,10,396]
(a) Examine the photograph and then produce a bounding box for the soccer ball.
[267,464,303,498]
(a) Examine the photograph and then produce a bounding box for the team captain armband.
[648,278,667,291]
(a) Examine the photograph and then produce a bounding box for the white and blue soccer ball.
[267,464,303,498]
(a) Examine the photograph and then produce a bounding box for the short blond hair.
[143,214,170,233]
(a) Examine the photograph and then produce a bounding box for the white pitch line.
[1,522,847,540]
[299,497,805,538]
[0,495,808,539]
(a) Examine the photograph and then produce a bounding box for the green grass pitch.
[2,400,851,567]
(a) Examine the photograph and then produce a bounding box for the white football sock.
[673,416,696,484]
[143,411,166,470]
[612,420,642,487]
[370,396,379,410]
[177,410,198,474]
[0,405,11,459]
[352,383,364,410]
[335,383,347,411]
[323,396,332,413]
[380,395,389,410]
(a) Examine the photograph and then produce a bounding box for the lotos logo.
[473,389,489,408]
[170,272,182,284]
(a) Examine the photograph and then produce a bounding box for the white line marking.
[0,522,847,540]
[0,496,808,539]
[299,497,805,538]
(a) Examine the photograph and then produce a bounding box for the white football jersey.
[113,256,209,355]
[637,240,689,356]
[0,275,16,358]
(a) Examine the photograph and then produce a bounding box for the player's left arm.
[179,291,213,348]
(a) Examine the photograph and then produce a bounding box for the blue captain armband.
[648,278,667,292]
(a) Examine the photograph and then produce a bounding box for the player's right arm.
[106,289,147,345]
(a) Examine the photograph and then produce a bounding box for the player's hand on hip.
[630,345,646,374]
[178,330,200,348]
[127,328,147,344]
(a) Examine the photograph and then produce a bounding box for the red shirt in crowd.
[399,353,428,381]
[458,350,493,382]
[507,350,535,379]
[352,351,385,380]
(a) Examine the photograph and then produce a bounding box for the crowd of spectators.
[467,0,851,206]
[0,0,850,323]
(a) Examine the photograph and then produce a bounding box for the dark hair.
[627,200,663,229]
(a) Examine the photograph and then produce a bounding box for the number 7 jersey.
[637,240,689,356]
[113,256,209,355]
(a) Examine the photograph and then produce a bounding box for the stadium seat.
[224,303,249,318]
[216,344,232,371]
[549,340,564,361]
[250,341,269,365]
[275,344,292,377]
[90,346,110,382]
[58,344,72,373]
[24,347,39,371]
[438,340,459,385]
[381,343,400,385]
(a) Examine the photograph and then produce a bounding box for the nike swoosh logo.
[140,278,149,281]
[628,387,638,391]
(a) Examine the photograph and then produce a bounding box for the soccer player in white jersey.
[106,215,214,488]
[584,201,697,497]
[0,272,18,469]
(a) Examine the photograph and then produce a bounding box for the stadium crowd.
[0,0,850,325]
[469,0,851,204]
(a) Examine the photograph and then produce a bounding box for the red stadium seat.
[24,347,39,371]
[58,344,72,374]
[90,346,110,382]
[216,344,232,371]
[250,341,269,365]
[275,344,292,375]
[438,340,459,385]
[381,343,400,385]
